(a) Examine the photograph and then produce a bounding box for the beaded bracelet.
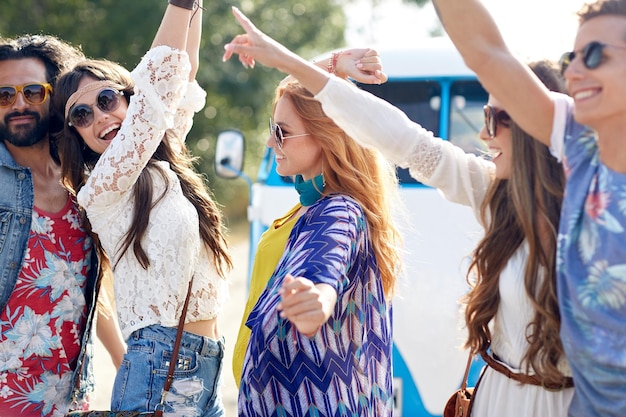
[168,0,196,10]
[327,52,341,75]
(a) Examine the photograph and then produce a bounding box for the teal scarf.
[294,174,325,206]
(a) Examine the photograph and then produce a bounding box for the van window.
[358,80,440,133]
[449,80,488,155]
[359,79,487,185]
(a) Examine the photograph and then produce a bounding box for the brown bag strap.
[155,278,195,416]
[70,277,195,416]
[162,278,194,394]
[460,352,473,391]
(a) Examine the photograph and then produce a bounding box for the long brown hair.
[274,79,402,297]
[464,60,567,385]
[52,59,232,277]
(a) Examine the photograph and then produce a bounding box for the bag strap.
[158,278,194,405]
[460,352,473,391]
[69,277,195,416]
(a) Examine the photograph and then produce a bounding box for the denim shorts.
[111,324,225,417]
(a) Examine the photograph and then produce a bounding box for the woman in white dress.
[223,7,574,417]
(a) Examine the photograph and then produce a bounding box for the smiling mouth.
[481,149,501,161]
[573,89,597,101]
[99,125,120,141]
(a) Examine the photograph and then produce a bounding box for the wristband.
[168,0,196,10]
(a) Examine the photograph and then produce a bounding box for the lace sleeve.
[166,80,207,152]
[77,46,191,211]
[316,77,494,212]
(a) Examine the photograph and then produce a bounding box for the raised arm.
[186,0,202,80]
[432,0,555,145]
[223,7,346,95]
[151,0,194,52]
[166,0,206,146]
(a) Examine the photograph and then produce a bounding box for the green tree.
[0,0,345,221]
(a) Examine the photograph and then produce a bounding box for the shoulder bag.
[65,279,194,417]
[443,353,485,417]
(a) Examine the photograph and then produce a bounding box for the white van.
[216,37,488,417]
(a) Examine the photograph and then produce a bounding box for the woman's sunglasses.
[483,105,511,138]
[68,88,123,128]
[559,41,626,74]
[269,118,310,149]
[0,83,53,107]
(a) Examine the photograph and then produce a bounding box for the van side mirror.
[215,130,245,179]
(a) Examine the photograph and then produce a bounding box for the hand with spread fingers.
[223,6,386,94]
[222,6,293,70]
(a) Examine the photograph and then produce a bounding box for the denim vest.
[0,142,97,403]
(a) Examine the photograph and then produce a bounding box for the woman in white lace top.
[224,8,574,417]
[52,1,232,415]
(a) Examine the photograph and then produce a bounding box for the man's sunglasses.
[559,41,626,74]
[483,105,511,138]
[68,88,123,128]
[0,83,53,107]
[269,118,310,149]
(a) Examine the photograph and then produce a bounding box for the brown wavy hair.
[274,79,402,298]
[464,60,567,386]
[52,59,232,277]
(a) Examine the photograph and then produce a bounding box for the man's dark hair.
[0,34,84,87]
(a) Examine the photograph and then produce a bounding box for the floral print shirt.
[0,198,90,416]
[550,93,626,417]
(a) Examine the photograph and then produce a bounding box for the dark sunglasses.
[559,41,626,74]
[483,105,511,138]
[0,83,53,107]
[68,88,123,128]
[269,118,310,149]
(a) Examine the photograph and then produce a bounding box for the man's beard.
[0,110,49,147]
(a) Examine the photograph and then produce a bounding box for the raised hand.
[333,48,388,84]
[222,6,295,72]
[223,7,386,93]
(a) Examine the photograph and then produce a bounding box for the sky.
[344,0,589,62]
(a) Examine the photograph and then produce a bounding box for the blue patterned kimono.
[238,194,394,417]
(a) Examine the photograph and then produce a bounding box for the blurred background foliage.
[0,0,348,224]
[406,0,428,4]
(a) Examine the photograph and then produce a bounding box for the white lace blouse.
[77,46,227,340]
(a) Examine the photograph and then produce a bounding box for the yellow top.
[232,203,302,386]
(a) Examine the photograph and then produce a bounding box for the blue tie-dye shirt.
[550,93,626,417]
[239,194,394,417]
